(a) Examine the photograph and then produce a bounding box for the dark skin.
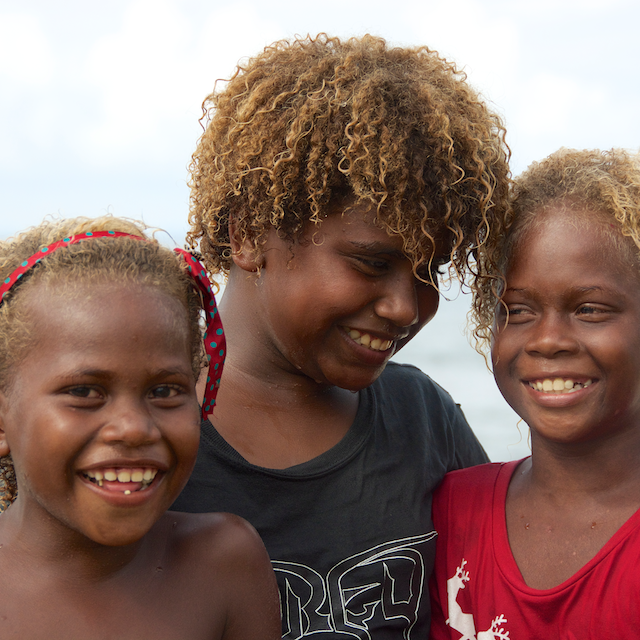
[206,202,441,469]
[506,444,640,590]
[494,207,640,589]
[0,511,281,639]
[0,283,281,639]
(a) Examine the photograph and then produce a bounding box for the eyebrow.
[505,285,624,300]
[55,366,192,381]
[347,240,406,258]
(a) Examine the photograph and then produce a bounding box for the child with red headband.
[0,216,280,638]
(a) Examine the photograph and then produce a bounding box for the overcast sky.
[2,0,638,460]
[2,0,639,244]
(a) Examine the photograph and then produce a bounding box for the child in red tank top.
[430,148,640,639]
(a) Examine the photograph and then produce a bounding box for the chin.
[89,527,152,547]
[80,514,160,548]
[333,368,386,392]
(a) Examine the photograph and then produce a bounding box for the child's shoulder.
[160,510,267,567]
[376,361,454,401]
[150,511,281,637]
[375,361,472,424]
[441,460,519,489]
[431,462,508,536]
[435,460,522,509]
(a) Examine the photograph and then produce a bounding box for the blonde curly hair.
[0,216,206,511]
[472,147,640,350]
[188,33,510,281]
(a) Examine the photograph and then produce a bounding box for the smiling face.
[0,282,200,546]
[239,203,441,391]
[492,205,640,447]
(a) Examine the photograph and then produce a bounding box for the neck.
[0,499,147,582]
[522,428,640,500]
[210,274,359,468]
[211,358,358,468]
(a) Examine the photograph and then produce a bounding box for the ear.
[0,394,10,457]
[229,217,262,273]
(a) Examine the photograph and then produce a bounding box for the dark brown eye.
[151,385,180,399]
[68,386,99,398]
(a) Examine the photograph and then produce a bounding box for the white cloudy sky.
[2,0,639,459]
[2,0,639,243]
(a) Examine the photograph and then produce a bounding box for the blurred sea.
[391,287,530,463]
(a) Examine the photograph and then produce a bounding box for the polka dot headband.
[0,231,225,420]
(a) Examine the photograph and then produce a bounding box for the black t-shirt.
[173,362,488,639]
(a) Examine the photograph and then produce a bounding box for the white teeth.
[530,378,593,394]
[344,327,393,352]
[83,467,158,488]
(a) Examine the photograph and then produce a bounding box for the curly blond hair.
[188,33,510,281]
[0,216,206,511]
[472,148,640,350]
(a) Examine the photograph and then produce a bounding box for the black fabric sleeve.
[448,402,490,467]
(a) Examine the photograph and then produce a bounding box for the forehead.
[309,201,444,262]
[19,281,191,362]
[508,206,640,284]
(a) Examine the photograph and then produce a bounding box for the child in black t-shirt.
[175,33,510,637]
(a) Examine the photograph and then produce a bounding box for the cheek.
[416,286,440,328]
[171,409,202,470]
[491,336,511,387]
[267,278,336,338]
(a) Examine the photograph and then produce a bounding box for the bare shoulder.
[162,510,267,566]
[157,511,281,639]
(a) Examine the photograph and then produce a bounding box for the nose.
[524,312,579,358]
[373,271,439,329]
[99,398,161,447]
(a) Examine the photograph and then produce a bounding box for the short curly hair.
[0,216,206,511]
[472,147,640,350]
[187,33,510,281]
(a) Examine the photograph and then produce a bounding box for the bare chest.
[0,560,225,640]
[506,496,637,590]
